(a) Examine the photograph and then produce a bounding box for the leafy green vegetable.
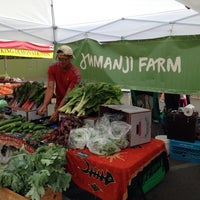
[0,145,71,200]
[59,82,123,116]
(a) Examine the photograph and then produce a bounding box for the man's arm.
[38,80,54,115]
[49,87,72,121]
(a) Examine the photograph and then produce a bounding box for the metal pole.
[3,56,7,74]
[50,0,56,44]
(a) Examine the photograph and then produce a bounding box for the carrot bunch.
[0,83,20,95]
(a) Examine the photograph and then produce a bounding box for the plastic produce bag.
[87,137,121,156]
[0,100,7,113]
[68,127,102,149]
[111,121,131,138]
[95,114,112,136]
[68,128,91,149]
[109,137,129,150]
[86,116,131,155]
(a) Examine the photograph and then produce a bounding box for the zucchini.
[20,121,31,129]
[32,125,47,131]
[28,122,36,129]
[0,121,23,131]
[23,129,30,134]
[11,127,20,133]
[0,116,24,127]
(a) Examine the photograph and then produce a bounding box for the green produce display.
[0,145,71,200]
[10,81,46,110]
[0,115,49,134]
[0,115,25,131]
[59,82,123,116]
[0,114,52,148]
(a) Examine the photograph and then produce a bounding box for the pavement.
[145,158,200,200]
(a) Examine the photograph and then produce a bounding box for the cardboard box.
[99,105,152,146]
[0,188,62,200]
[83,116,98,127]
[10,106,47,121]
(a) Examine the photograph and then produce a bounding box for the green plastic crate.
[142,159,166,193]
[129,152,168,198]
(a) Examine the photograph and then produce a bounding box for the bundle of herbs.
[59,82,123,116]
[0,145,71,200]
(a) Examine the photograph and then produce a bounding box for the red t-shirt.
[48,62,81,106]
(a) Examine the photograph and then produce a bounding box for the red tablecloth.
[66,139,167,200]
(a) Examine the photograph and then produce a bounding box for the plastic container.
[170,139,200,163]
[129,153,167,197]
[155,135,170,155]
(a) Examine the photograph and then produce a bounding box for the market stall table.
[66,139,168,200]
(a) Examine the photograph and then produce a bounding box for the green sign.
[57,35,200,95]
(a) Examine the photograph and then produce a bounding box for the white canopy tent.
[0,0,199,44]
[176,0,200,12]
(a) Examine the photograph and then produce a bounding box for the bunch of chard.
[59,82,123,116]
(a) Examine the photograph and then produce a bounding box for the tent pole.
[50,0,56,44]
[3,56,7,74]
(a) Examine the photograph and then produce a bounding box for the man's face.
[57,53,72,68]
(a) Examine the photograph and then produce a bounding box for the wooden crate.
[0,188,62,200]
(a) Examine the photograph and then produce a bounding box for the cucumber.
[0,121,23,131]
[0,116,24,127]
[32,125,47,131]
[28,122,36,129]
[11,127,20,133]
[20,121,31,129]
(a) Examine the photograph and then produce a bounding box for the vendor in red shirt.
[38,45,81,121]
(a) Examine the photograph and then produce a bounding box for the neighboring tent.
[0,40,54,58]
[0,40,54,74]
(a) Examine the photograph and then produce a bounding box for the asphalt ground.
[145,158,200,200]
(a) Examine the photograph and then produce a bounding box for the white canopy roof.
[0,0,199,44]
[176,0,200,12]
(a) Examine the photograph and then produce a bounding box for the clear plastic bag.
[87,137,121,156]
[95,114,112,136]
[110,121,131,138]
[68,128,90,149]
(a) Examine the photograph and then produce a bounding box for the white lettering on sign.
[80,53,134,73]
[80,53,181,73]
[139,56,181,73]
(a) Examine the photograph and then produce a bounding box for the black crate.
[166,111,198,142]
